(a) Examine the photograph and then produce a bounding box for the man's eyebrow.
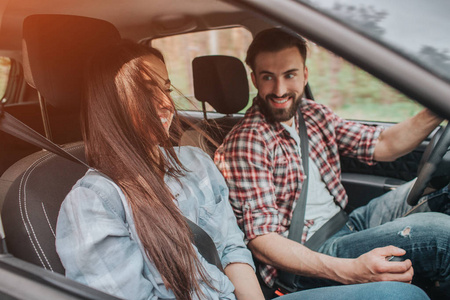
[165,79,171,86]
[283,68,299,74]
[259,70,275,76]
[258,68,299,75]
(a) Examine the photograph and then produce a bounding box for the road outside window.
[307,42,422,122]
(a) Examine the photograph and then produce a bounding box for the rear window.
[152,27,255,112]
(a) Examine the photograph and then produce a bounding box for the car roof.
[0,0,268,60]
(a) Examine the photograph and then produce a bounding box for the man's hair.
[245,28,308,71]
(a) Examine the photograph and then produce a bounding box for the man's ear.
[304,66,309,86]
[251,72,257,89]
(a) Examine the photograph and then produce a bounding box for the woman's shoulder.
[75,169,118,193]
[66,169,126,214]
[174,146,212,164]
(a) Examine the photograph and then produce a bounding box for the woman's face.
[143,54,174,134]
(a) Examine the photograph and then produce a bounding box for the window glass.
[152,27,255,112]
[307,42,422,122]
[153,28,420,122]
[0,57,11,100]
[305,0,450,83]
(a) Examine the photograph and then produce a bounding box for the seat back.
[0,14,121,273]
[179,55,249,156]
[1,143,87,273]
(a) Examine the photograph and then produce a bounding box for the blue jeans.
[297,181,450,298]
[280,282,429,300]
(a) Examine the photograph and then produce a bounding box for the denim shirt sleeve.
[56,173,167,300]
[56,148,251,299]
[175,147,255,271]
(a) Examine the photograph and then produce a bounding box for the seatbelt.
[276,106,349,292]
[276,108,309,289]
[184,218,224,272]
[0,108,224,273]
[0,111,89,168]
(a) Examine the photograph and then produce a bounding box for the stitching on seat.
[18,143,85,272]
[19,153,53,270]
[42,203,55,238]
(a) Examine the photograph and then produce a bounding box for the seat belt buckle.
[274,278,299,294]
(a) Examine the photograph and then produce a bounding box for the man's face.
[251,47,308,124]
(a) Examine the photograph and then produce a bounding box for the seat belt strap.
[276,105,349,292]
[277,107,309,287]
[0,109,224,273]
[184,218,224,272]
[286,110,309,244]
[304,209,348,251]
[0,110,89,168]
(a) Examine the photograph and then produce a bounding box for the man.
[214,28,450,297]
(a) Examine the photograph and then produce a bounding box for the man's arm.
[374,108,442,162]
[249,233,414,284]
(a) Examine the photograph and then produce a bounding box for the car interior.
[0,0,449,299]
[179,54,250,157]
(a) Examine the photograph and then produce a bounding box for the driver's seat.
[0,14,121,274]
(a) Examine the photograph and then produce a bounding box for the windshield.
[303,0,450,83]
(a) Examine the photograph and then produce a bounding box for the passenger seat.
[0,14,121,274]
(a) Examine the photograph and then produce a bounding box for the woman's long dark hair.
[81,40,209,299]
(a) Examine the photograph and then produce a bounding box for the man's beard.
[259,92,302,123]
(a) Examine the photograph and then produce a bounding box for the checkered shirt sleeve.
[215,124,283,242]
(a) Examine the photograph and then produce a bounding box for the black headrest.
[22,14,121,110]
[192,55,249,115]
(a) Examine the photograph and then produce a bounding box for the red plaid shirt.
[214,98,383,287]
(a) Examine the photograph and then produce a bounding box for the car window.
[152,27,421,122]
[153,28,420,122]
[0,57,11,101]
[152,27,256,112]
[305,0,450,84]
[307,42,422,122]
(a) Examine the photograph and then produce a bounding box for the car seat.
[0,14,121,274]
[179,55,249,157]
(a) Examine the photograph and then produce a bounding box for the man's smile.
[267,93,295,109]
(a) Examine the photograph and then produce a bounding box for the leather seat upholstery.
[0,14,121,274]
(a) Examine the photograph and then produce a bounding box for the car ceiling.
[0,0,267,60]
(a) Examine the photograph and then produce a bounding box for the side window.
[152,27,256,112]
[307,43,422,122]
[0,57,11,101]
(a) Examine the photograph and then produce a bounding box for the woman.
[55,40,429,300]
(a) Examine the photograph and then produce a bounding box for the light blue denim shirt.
[56,146,254,300]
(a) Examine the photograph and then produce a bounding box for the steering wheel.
[407,124,450,206]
